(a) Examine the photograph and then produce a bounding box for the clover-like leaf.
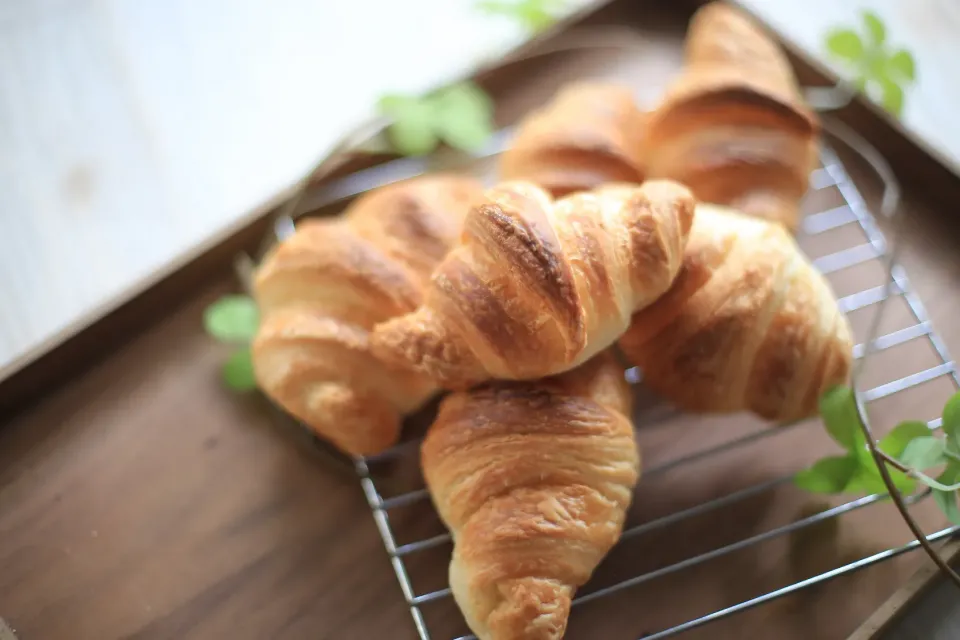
[431,81,495,152]
[879,420,932,458]
[900,435,947,471]
[378,94,440,156]
[862,10,886,46]
[887,49,916,83]
[204,295,259,343]
[794,455,859,494]
[819,386,860,451]
[825,29,864,63]
[222,348,257,391]
[879,76,904,116]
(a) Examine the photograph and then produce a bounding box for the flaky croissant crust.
[500,81,647,196]
[371,179,696,389]
[619,204,853,421]
[251,174,485,455]
[644,2,819,230]
[422,352,639,640]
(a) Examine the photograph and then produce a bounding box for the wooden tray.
[2,2,960,639]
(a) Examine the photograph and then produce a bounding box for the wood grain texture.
[3,175,960,639]
[850,539,960,639]
[0,282,416,640]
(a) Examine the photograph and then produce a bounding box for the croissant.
[500,82,647,196]
[619,204,853,422]
[370,179,696,389]
[422,351,639,640]
[251,174,485,456]
[644,2,819,230]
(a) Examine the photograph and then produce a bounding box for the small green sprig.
[476,0,569,35]
[377,81,494,157]
[203,295,259,391]
[796,386,960,525]
[824,10,916,117]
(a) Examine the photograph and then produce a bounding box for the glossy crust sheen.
[370,179,696,389]
[251,174,485,456]
[500,82,647,196]
[644,2,819,230]
[422,352,640,640]
[619,204,853,421]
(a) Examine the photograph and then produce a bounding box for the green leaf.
[387,118,439,157]
[844,465,894,494]
[880,420,933,458]
[942,392,960,443]
[476,0,566,33]
[879,76,904,116]
[794,455,859,494]
[430,82,495,152]
[864,52,889,83]
[222,348,257,391]
[819,386,860,451]
[378,94,439,156]
[204,295,259,343]
[844,428,916,494]
[825,29,864,63]
[517,4,555,32]
[886,49,916,83]
[900,436,947,470]
[862,10,886,46]
[888,469,917,494]
[934,463,960,524]
[934,488,960,524]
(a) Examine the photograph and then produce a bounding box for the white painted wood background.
[0,0,593,380]
[0,0,957,381]
[739,0,960,180]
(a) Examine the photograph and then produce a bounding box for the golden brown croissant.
[251,174,485,456]
[619,204,853,422]
[644,2,819,230]
[370,179,696,389]
[500,82,647,197]
[422,351,639,640]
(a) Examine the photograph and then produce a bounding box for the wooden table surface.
[3,3,960,639]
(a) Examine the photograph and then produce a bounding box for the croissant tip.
[369,315,420,368]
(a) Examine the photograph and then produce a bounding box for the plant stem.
[875,449,912,474]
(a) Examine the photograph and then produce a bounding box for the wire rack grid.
[241,118,960,637]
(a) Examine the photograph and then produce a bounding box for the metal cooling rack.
[241,119,960,638]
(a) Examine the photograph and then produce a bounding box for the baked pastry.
[500,81,647,196]
[422,351,639,640]
[251,174,484,456]
[644,2,819,230]
[370,179,696,389]
[619,204,853,422]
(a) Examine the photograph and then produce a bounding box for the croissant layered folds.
[644,2,819,230]
[500,82,648,196]
[251,175,484,455]
[422,352,639,640]
[619,204,853,422]
[370,179,696,389]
